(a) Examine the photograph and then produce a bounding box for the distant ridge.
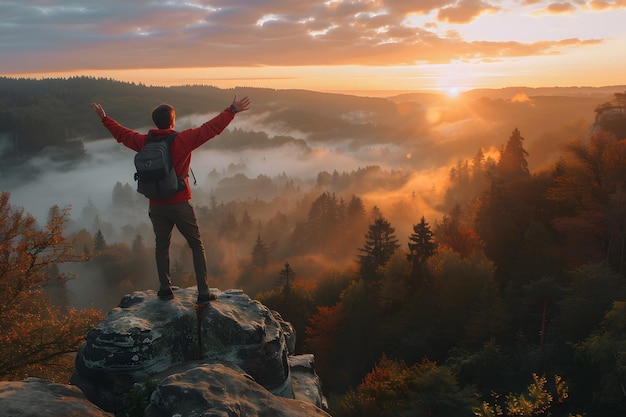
[389,85,626,102]
[463,85,626,100]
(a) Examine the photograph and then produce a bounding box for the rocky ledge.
[0,287,329,417]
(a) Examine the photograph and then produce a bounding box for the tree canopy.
[0,192,102,381]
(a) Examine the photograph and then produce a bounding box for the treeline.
[4,81,626,415]
[259,125,626,415]
[0,76,230,158]
[0,76,411,158]
[57,123,626,416]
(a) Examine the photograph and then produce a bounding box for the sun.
[445,86,461,98]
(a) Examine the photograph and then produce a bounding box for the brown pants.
[148,201,209,296]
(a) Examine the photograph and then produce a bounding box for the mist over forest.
[5,77,626,416]
[0,77,620,310]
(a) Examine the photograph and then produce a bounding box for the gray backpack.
[133,132,183,200]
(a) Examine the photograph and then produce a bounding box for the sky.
[2,0,626,94]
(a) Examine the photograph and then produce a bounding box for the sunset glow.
[2,1,625,93]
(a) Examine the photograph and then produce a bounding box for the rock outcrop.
[70,287,329,416]
[144,363,330,417]
[0,378,113,417]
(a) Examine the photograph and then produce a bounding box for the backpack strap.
[164,132,178,145]
[145,131,178,145]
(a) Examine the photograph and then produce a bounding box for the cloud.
[510,93,534,104]
[437,0,500,24]
[585,0,626,11]
[0,0,609,73]
[544,2,577,13]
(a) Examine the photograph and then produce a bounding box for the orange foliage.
[303,302,345,379]
[438,226,484,258]
[356,355,412,415]
[0,192,103,382]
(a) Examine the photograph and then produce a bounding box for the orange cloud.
[437,0,500,24]
[0,0,614,74]
[545,2,577,13]
[510,93,535,105]
[588,0,626,10]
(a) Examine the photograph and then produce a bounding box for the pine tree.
[251,234,270,269]
[358,216,400,282]
[93,229,107,253]
[277,261,296,297]
[239,210,253,239]
[346,194,366,220]
[132,234,145,254]
[497,127,529,178]
[306,191,341,248]
[407,216,437,289]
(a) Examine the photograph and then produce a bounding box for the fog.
[2,88,607,311]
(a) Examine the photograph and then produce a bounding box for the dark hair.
[152,104,175,129]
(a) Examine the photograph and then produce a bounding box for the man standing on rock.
[92,95,251,304]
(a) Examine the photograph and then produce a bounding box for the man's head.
[152,104,176,129]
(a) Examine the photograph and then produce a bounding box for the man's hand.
[230,96,251,113]
[92,103,106,120]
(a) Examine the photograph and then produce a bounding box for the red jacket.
[101,107,236,204]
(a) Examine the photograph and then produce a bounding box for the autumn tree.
[338,356,477,417]
[547,132,626,270]
[303,302,347,391]
[0,192,102,382]
[474,374,573,417]
[435,205,483,257]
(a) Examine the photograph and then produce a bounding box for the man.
[92,95,250,303]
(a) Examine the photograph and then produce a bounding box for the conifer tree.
[251,234,269,269]
[277,261,296,297]
[407,216,437,289]
[131,233,145,254]
[358,215,400,282]
[93,229,107,253]
[497,127,529,178]
[239,210,253,239]
[346,194,366,220]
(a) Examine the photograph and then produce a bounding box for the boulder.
[0,378,113,417]
[144,363,331,417]
[290,354,328,410]
[71,287,327,415]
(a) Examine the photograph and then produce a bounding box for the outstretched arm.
[92,103,106,120]
[178,96,252,153]
[92,103,146,151]
[230,96,251,113]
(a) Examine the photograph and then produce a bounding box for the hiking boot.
[157,287,174,300]
[196,293,216,304]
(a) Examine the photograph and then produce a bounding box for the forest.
[2,77,626,416]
